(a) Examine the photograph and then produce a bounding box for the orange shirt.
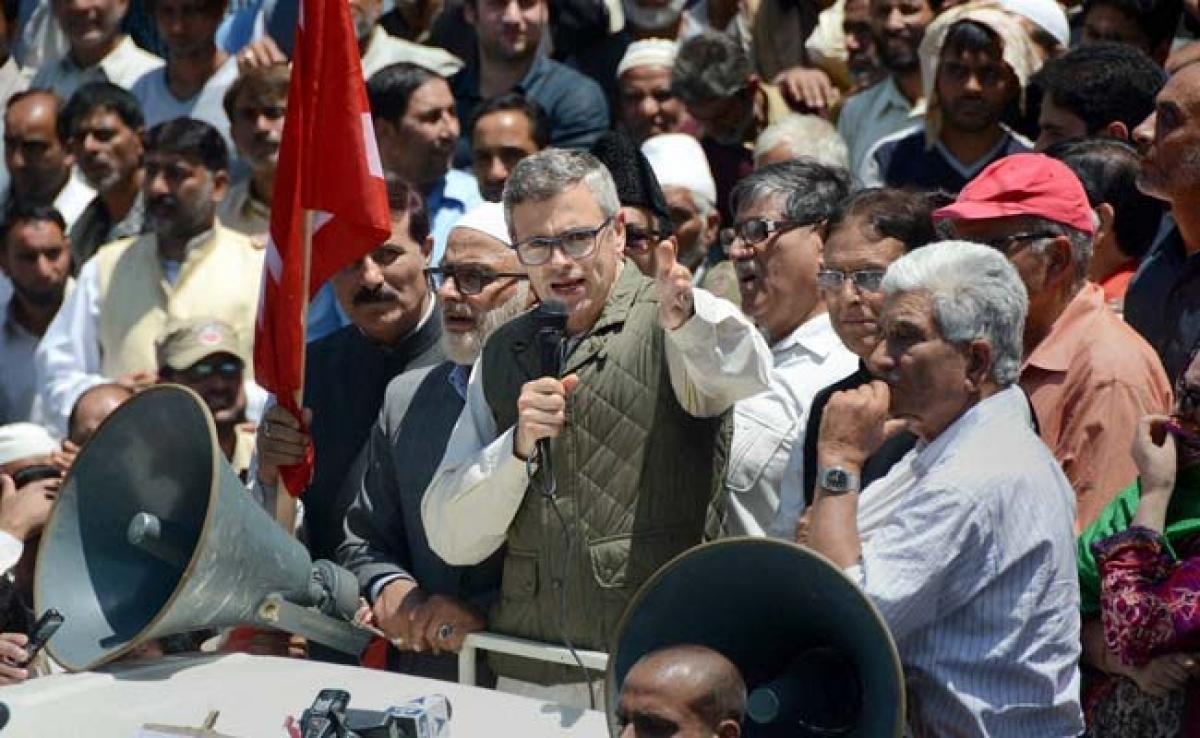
[1020,283,1173,531]
[1098,260,1137,314]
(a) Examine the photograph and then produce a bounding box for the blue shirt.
[427,168,482,265]
[1125,223,1200,382]
[450,52,609,168]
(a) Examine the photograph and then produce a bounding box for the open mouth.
[443,314,476,333]
[551,277,587,298]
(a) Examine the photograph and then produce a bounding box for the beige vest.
[94,226,264,377]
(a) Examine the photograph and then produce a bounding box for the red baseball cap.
[932,153,1095,235]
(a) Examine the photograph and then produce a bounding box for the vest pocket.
[502,549,539,600]
[588,528,688,591]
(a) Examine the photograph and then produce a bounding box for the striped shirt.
[850,386,1084,737]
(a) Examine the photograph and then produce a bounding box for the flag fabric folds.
[254,0,391,495]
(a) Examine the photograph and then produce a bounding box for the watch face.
[827,469,849,489]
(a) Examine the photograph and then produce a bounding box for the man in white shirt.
[353,0,460,79]
[4,90,95,229]
[807,241,1083,737]
[31,0,162,101]
[130,0,237,144]
[721,159,858,537]
[422,149,772,694]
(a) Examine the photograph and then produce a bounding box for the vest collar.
[562,260,645,376]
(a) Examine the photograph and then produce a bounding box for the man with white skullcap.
[339,201,528,681]
[641,133,723,281]
[0,422,62,577]
[1000,0,1070,58]
[616,39,692,145]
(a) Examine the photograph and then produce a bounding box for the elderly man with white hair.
[752,113,850,170]
[338,202,527,680]
[807,241,1083,736]
[615,39,691,145]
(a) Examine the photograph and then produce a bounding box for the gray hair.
[502,149,620,239]
[671,32,751,105]
[752,114,850,170]
[882,241,1028,385]
[729,158,850,223]
[936,215,1096,284]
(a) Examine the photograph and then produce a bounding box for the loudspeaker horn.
[607,538,905,737]
[34,385,368,672]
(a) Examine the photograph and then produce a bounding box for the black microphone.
[531,301,569,496]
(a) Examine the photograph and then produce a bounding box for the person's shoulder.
[380,362,447,426]
[531,56,605,104]
[443,168,482,204]
[214,224,264,253]
[866,121,924,159]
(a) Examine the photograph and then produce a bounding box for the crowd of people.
[0,0,1197,734]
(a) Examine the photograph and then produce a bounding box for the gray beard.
[440,281,531,366]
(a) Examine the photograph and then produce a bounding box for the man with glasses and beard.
[423,149,772,701]
[36,118,264,438]
[254,177,443,570]
[339,202,527,680]
[156,318,253,476]
[837,0,936,178]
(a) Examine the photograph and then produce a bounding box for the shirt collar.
[771,311,841,360]
[912,385,1027,478]
[880,75,925,118]
[514,53,551,94]
[1022,282,1105,374]
[427,170,476,211]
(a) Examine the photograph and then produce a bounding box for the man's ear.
[1093,203,1115,249]
[211,168,230,203]
[716,718,742,738]
[964,339,994,391]
[421,234,434,265]
[1044,235,1075,285]
[1101,120,1130,142]
[462,0,477,26]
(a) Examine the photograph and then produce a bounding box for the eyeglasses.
[974,231,1060,254]
[719,216,823,255]
[182,359,242,382]
[514,217,612,266]
[426,265,527,296]
[816,268,888,293]
[624,225,663,252]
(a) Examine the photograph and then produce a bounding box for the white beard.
[440,281,531,366]
[622,0,687,31]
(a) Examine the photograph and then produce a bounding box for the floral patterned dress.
[1090,526,1200,737]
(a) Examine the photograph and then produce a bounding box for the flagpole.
[273,208,314,534]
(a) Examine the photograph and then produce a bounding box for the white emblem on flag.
[362,112,384,179]
[265,234,283,281]
[313,210,334,234]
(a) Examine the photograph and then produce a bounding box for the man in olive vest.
[35,118,264,436]
[422,149,772,699]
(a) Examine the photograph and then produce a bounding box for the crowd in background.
[0,0,1197,734]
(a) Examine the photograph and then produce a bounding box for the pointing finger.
[655,240,677,281]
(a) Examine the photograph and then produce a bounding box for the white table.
[0,653,609,737]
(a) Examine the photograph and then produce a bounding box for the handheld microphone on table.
[531,300,569,499]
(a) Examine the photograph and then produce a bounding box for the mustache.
[352,285,400,305]
[148,195,179,212]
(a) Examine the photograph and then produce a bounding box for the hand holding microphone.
[514,300,578,465]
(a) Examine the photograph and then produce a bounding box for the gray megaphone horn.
[34,385,370,672]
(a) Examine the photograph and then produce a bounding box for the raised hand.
[655,240,694,331]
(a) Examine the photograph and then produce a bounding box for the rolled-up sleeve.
[35,259,105,435]
[421,357,530,566]
[664,288,773,418]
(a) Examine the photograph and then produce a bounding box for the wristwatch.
[816,466,861,495]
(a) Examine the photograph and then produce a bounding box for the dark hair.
[143,118,228,172]
[58,82,144,143]
[941,19,1002,58]
[1082,0,1183,52]
[3,0,19,25]
[471,92,550,149]
[828,188,938,252]
[1044,137,1164,260]
[222,62,290,121]
[730,158,850,223]
[386,175,430,244]
[1,201,66,248]
[1032,43,1165,136]
[671,31,752,105]
[145,0,227,17]
[367,62,442,122]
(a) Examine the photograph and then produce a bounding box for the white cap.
[0,423,58,468]
[450,202,511,248]
[616,39,678,78]
[641,134,717,208]
[1001,0,1070,48]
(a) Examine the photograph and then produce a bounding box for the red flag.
[254,0,391,495]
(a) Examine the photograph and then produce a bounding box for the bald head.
[68,383,133,446]
[617,645,745,738]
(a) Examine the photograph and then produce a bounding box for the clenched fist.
[514,375,580,460]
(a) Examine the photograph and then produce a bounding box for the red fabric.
[254,0,391,495]
[932,153,1096,235]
